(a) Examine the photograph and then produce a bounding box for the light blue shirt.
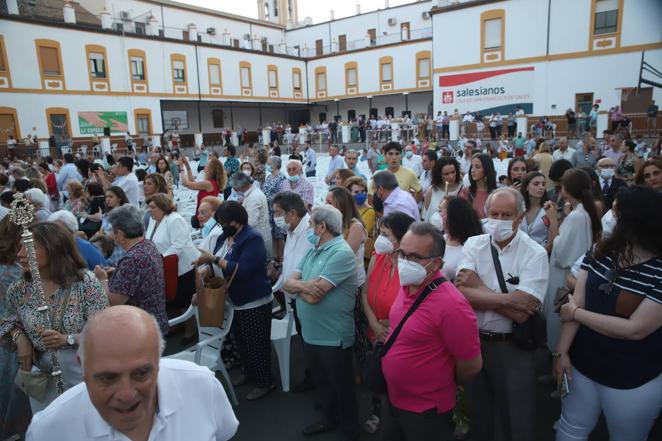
[304,148,317,172]
[348,166,366,180]
[326,155,345,179]
[55,163,82,192]
[295,235,357,348]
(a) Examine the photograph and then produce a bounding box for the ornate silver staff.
[10,193,65,394]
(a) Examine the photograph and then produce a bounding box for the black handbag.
[361,276,446,395]
[490,244,546,350]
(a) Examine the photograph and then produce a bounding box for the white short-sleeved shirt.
[272,213,314,299]
[113,173,140,206]
[458,231,549,333]
[27,359,238,441]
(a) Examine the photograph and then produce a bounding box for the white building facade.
[0,0,660,148]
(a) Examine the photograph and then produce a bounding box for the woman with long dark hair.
[0,222,108,411]
[440,197,484,281]
[519,171,551,248]
[423,157,463,222]
[507,157,528,190]
[460,153,497,218]
[554,186,662,441]
[544,168,602,351]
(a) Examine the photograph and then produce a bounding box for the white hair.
[24,188,49,209]
[484,187,526,216]
[48,210,78,233]
[287,159,303,173]
[311,205,343,236]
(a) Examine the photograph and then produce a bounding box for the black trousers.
[381,398,453,441]
[233,303,273,388]
[464,338,536,441]
[303,342,359,439]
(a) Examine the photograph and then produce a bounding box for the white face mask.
[397,258,430,286]
[274,216,289,230]
[484,218,515,242]
[374,235,395,254]
[602,209,616,237]
[430,212,444,231]
[599,168,615,180]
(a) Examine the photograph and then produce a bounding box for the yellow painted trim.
[379,56,393,86]
[292,67,302,94]
[0,87,308,102]
[35,39,66,90]
[45,107,72,137]
[267,64,279,97]
[170,53,188,94]
[308,37,431,61]
[0,107,21,140]
[416,50,432,81]
[84,44,110,92]
[432,42,662,73]
[589,0,624,50]
[309,85,432,103]
[239,61,253,95]
[344,61,358,95]
[0,35,12,89]
[480,9,505,65]
[133,108,152,136]
[314,66,327,96]
[127,49,148,93]
[207,57,222,94]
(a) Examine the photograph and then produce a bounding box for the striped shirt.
[569,253,662,389]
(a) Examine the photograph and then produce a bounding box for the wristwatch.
[66,334,76,347]
[551,352,564,359]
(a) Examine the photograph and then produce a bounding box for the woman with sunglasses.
[553,186,662,441]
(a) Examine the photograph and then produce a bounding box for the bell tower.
[258,0,298,27]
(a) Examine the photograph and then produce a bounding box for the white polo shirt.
[27,359,238,441]
[113,173,140,206]
[458,231,549,333]
[273,213,314,299]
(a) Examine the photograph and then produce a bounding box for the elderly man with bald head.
[278,159,314,211]
[596,157,627,210]
[455,187,549,441]
[27,306,238,441]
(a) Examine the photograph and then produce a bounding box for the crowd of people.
[0,115,661,441]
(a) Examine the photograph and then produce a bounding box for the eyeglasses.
[397,250,440,264]
[598,269,619,295]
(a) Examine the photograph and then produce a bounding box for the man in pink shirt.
[381,222,482,440]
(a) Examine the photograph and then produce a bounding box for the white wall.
[306,40,432,99]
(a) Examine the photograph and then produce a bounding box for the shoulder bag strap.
[381,276,446,356]
[490,244,509,294]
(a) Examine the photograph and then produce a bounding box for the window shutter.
[484,18,502,49]
[40,46,60,75]
[381,63,392,82]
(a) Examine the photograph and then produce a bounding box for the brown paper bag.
[196,263,237,327]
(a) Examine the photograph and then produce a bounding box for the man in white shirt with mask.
[455,187,549,441]
[402,144,423,178]
[271,191,315,392]
[27,305,238,441]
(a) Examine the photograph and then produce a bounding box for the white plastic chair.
[92,145,101,158]
[167,304,238,406]
[270,299,297,392]
[60,145,72,155]
[78,145,88,157]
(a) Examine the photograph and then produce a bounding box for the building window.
[131,57,145,80]
[367,28,376,46]
[315,39,323,56]
[0,36,8,73]
[173,60,185,82]
[315,67,327,96]
[134,109,152,136]
[89,52,106,78]
[401,22,410,41]
[212,109,224,128]
[348,110,356,121]
[594,0,618,34]
[134,22,146,35]
[38,45,61,76]
[208,61,221,86]
[268,66,278,89]
[292,68,301,90]
[380,57,393,84]
[347,67,357,87]
[239,61,252,93]
[483,18,502,49]
[385,107,394,118]
[338,35,347,52]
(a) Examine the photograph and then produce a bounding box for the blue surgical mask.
[288,175,300,183]
[353,192,367,206]
[307,229,320,246]
[201,217,217,238]
[406,151,413,158]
